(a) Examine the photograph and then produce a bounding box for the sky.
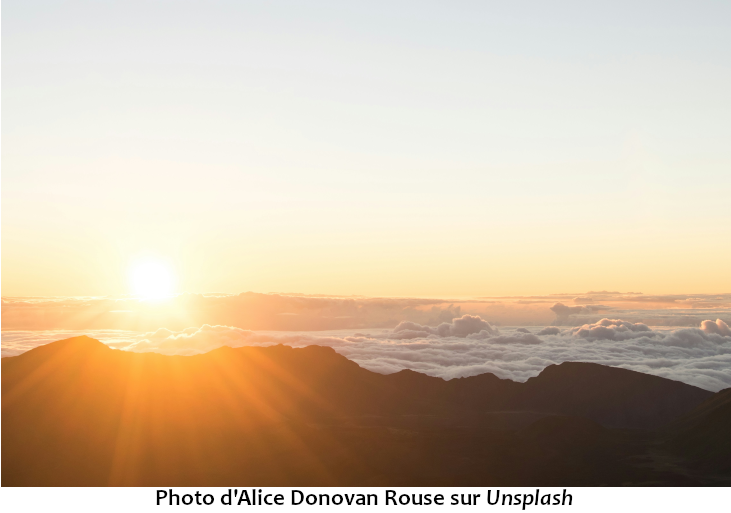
[3,1,731,298]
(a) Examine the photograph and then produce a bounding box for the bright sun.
[130,261,175,299]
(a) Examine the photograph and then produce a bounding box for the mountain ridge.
[2,336,712,426]
[2,336,723,486]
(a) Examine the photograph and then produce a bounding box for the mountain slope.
[516,362,713,429]
[665,388,731,473]
[1,336,717,485]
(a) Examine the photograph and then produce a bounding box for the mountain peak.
[20,335,110,359]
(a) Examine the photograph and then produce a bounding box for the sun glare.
[130,261,175,299]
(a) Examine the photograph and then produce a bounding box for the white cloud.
[701,318,731,336]
[565,318,655,341]
[392,315,497,339]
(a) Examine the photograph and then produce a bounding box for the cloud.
[550,303,587,317]
[392,314,497,339]
[127,325,258,354]
[701,319,731,336]
[6,316,731,393]
[3,292,730,331]
[566,318,654,341]
[550,302,608,321]
[536,326,560,336]
[119,317,731,391]
[662,326,731,349]
[487,333,543,345]
[0,293,468,332]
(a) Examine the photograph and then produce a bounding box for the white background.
[0,487,725,512]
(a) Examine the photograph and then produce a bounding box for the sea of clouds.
[4,315,731,392]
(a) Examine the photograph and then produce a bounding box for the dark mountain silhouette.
[2,336,726,486]
[515,362,712,429]
[664,388,731,474]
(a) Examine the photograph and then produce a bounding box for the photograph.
[2,0,730,493]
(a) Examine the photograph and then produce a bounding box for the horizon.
[4,289,730,393]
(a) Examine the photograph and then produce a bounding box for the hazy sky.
[3,1,731,297]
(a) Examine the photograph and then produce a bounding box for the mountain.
[664,388,731,474]
[1,336,722,486]
[515,362,712,429]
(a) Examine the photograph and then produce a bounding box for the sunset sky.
[3,1,731,298]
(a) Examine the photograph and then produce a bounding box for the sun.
[129,260,175,299]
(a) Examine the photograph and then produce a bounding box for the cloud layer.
[5,315,731,392]
[3,292,730,331]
